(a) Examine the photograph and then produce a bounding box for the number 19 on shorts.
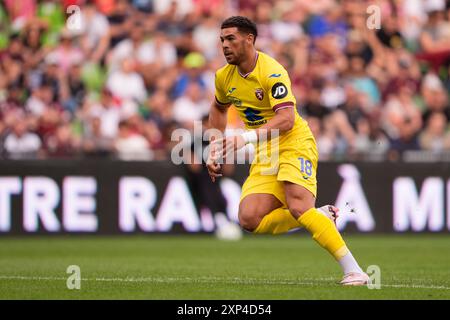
[298,157,312,177]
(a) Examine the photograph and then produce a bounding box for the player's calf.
[283,182,316,220]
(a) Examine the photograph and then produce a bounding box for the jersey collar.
[238,51,259,79]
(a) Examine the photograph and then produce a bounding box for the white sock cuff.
[338,251,364,275]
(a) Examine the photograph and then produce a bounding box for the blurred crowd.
[1,0,450,161]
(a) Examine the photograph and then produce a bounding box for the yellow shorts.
[240,134,318,208]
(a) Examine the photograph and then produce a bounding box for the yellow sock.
[253,208,301,235]
[297,207,348,260]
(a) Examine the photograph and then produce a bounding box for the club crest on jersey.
[255,88,264,101]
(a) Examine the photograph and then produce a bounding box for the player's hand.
[216,135,246,160]
[206,139,223,183]
[206,160,222,183]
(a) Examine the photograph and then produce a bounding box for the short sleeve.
[265,71,296,112]
[214,72,230,107]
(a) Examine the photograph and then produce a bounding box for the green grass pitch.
[0,234,449,299]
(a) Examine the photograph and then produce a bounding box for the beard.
[224,45,245,65]
[225,54,238,65]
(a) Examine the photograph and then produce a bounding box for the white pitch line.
[0,275,449,291]
[0,275,67,281]
[381,283,450,290]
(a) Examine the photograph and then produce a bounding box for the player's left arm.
[258,68,297,134]
[219,71,296,157]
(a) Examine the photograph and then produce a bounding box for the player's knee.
[238,210,262,232]
[287,201,314,220]
[285,185,316,220]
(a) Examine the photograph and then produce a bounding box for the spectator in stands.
[21,21,51,69]
[173,82,210,130]
[26,82,56,116]
[146,90,174,129]
[106,57,147,104]
[83,117,114,157]
[0,83,24,114]
[389,118,421,158]
[352,114,390,158]
[421,73,450,125]
[417,2,450,70]
[3,0,36,31]
[420,1,450,54]
[0,36,24,89]
[131,0,154,14]
[193,15,221,60]
[383,83,423,140]
[83,88,121,139]
[60,62,87,114]
[4,120,42,159]
[44,123,80,158]
[307,116,336,160]
[108,25,177,88]
[76,0,110,63]
[114,120,153,161]
[106,0,133,48]
[419,112,450,152]
[45,29,83,72]
[172,52,208,98]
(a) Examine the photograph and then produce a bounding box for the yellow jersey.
[214,51,313,143]
[215,51,319,200]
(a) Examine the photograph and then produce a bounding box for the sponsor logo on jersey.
[247,119,268,126]
[272,82,288,99]
[269,73,282,78]
[244,107,264,122]
[243,108,266,126]
[228,87,236,94]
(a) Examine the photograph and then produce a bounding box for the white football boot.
[317,205,340,225]
[340,272,371,286]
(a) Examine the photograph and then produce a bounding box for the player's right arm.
[209,99,229,133]
[207,72,231,182]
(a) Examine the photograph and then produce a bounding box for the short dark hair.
[221,16,258,43]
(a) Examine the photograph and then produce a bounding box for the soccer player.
[207,16,369,285]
